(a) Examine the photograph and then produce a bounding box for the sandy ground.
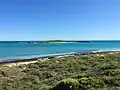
[2,58,50,67]
[3,60,38,67]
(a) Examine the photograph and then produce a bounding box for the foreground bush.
[52,78,79,90]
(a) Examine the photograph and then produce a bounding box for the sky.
[0,0,120,41]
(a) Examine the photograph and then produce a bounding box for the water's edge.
[0,50,119,63]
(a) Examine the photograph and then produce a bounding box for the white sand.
[3,60,38,67]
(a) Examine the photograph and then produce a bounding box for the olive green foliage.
[40,40,65,43]
[52,78,79,90]
[46,40,65,42]
[0,52,120,90]
[78,76,104,89]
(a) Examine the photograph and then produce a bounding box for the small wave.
[0,52,76,62]
[0,50,99,62]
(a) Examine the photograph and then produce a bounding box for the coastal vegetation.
[18,40,90,44]
[0,52,120,90]
[40,40,65,43]
[0,40,90,44]
[44,40,65,42]
[40,40,89,43]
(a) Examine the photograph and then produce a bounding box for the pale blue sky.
[0,0,120,41]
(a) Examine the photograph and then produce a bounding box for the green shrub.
[39,84,50,90]
[103,75,120,86]
[72,73,88,78]
[104,69,120,76]
[52,78,79,90]
[99,61,119,70]
[78,77,105,89]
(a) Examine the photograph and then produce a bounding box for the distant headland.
[19,40,90,44]
[0,40,90,44]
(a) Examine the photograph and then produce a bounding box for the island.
[26,40,90,44]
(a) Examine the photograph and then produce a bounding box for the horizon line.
[1,40,120,41]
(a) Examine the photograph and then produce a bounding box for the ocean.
[0,41,120,62]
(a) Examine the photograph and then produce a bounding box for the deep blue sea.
[0,41,120,62]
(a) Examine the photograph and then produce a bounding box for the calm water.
[0,41,120,62]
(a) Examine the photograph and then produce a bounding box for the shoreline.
[0,50,94,63]
[0,50,120,67]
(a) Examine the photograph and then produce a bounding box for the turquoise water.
[0,41,120,62]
